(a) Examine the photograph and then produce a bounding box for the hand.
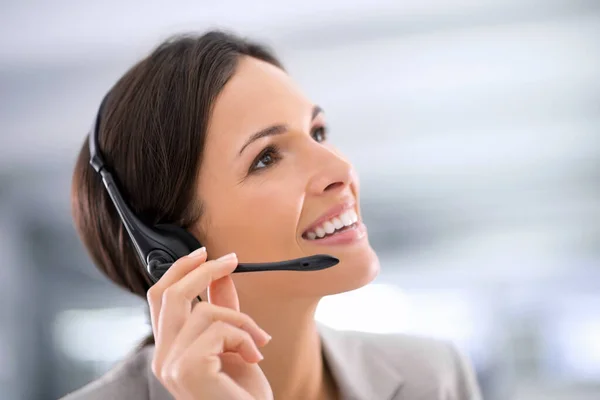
[147,248,273,400]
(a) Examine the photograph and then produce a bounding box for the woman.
[66,31,481,400]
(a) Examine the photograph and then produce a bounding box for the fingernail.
[188,247,206,258]
[248,325,271,345]
[261,330,272,343]
[217,252,236,261]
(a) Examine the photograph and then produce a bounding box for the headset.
[88,94,339,286]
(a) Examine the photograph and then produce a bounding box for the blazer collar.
[145,325,405,400]
[319,324,405,400]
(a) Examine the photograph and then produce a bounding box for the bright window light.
[552,315,600,380]
[316,284,485,352]
[316,283,412,334]
[53,307,150,363]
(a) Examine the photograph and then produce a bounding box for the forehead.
[206,56,312,150]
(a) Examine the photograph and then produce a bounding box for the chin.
[323,245,381,295]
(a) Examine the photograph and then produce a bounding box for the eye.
[311,126,327,143]
[249,145,281,173]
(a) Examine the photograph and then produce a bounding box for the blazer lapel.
[319,324,405,400]
[145,325,406,400]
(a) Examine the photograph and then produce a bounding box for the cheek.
[202,176,305,262]
[241,181,304,253]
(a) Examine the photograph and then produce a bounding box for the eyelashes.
[248,144,281,173]
[247,124,329,175]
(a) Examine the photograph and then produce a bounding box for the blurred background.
[1,0,599,399]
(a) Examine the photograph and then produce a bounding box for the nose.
[306,145,354,195]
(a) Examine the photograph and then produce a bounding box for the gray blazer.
[62,324,482,400]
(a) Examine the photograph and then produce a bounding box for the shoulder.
[60,346,169,400]
[366,330,480,395]
[319,325,482,400]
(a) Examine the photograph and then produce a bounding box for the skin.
[149,56,380,400]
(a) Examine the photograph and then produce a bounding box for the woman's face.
[194,56,379,302]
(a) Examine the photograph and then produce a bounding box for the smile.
[302,209,359,240]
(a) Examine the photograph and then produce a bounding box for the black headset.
[88,94,338,285]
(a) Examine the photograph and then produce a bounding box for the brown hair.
[71,31,283,347]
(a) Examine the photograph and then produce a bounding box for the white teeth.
[323,221,335,234]
[340,211,353,226]
[304,209,360,240]
[332,217,344,230]
[315,226,326,238]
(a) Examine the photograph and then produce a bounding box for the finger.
[164,350,253,400]
[188,321,263,368]
[160,322,262,397]
[146,247,207,334]
[166,252,238,305]
[153,247,208,292]
[165,302,271,367]
[153,254,239,368]
[208,275,240,311]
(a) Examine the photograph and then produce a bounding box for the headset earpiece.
[145,224,203,281]
[153,223,203,259]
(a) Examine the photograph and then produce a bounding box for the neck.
[240,296,338,400]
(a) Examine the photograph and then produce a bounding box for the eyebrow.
[238,105,324,155]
